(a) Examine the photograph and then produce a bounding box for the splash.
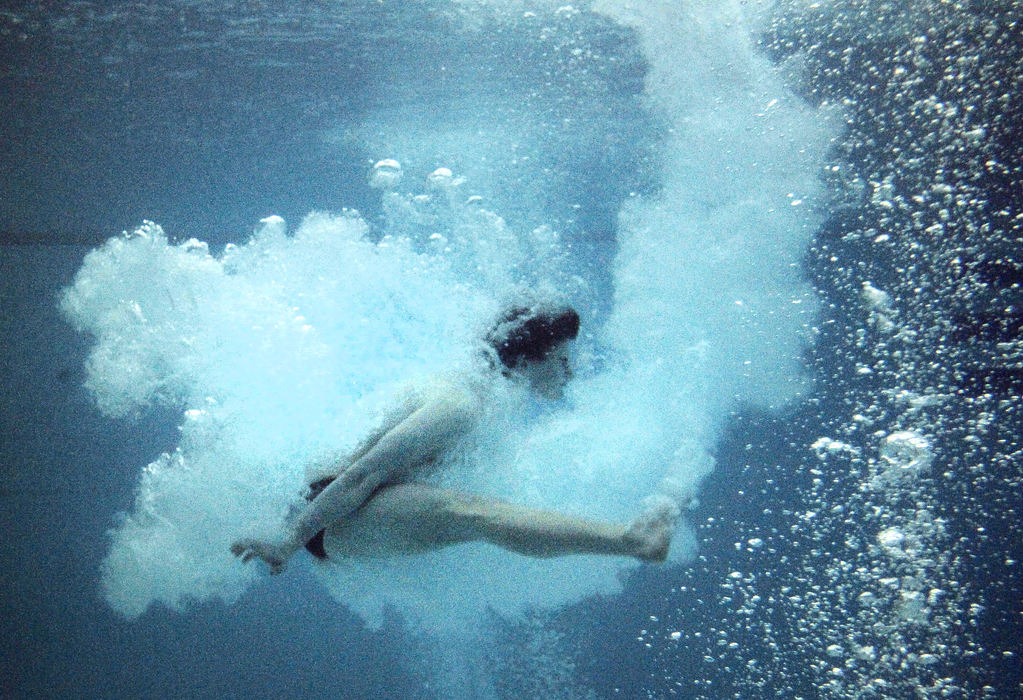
[61,0,834,637]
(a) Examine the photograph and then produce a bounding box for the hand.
[230,538,289,575]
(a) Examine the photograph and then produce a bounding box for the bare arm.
[232,381,480,573]
[306,390,423,485]
[288,389,478,543]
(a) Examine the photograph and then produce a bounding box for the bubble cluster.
[39,0,1022,695]
[61,157,720,634]
[632,0,1022,696]
[757,1,1021,694]
[498,1,1020,697]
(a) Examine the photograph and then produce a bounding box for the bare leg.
[322,484,678,563]
[459,492,678,562]
[232,392,477,573]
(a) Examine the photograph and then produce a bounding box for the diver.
[231,302,679,573]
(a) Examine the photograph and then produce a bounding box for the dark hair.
[486,305,580,369]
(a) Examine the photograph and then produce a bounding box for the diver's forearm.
[288,463,385,546]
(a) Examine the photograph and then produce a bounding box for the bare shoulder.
[396,372,486,444]
[421,370,488,410]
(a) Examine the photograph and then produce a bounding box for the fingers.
[230,539,258,564]
[229,539,287,574]
[231,540,259,561]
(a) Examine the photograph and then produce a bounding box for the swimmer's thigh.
[323,484,475,557]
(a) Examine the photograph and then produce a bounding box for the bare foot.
[230,538,291,575]
[625,497,681,563]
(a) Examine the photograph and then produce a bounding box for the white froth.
[63,0,835,631]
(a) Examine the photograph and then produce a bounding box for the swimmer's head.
[486,304,580,369]
[486,304,580,399]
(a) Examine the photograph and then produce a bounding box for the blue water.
[2,1,1021,697]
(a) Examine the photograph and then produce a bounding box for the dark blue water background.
[2,1,1021,697]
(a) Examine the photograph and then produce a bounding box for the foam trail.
[590,0,838,498]
[62,213,495,616]
[314,0,839,632]
[61,1,836,650]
